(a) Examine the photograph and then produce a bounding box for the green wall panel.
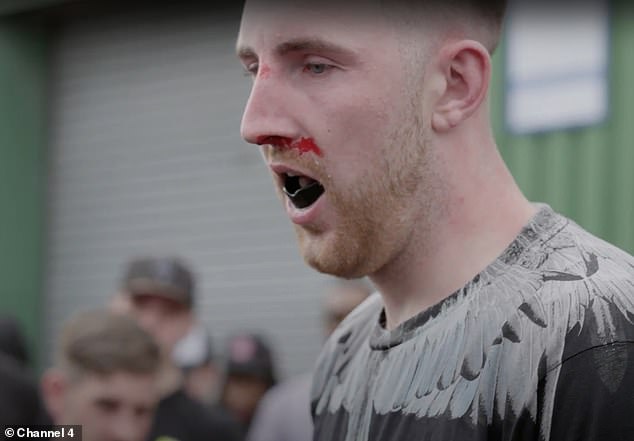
[490,0,634,255]
[0,17,47,368]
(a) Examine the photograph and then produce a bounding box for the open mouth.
[282,173,325,209]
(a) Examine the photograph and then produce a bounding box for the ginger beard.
[271,93,438,280]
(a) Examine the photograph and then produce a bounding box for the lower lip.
[285,192,325,225]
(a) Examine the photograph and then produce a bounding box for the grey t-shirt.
[312,205,634,441]
[247,372,313,441]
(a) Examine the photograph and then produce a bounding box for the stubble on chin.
[290,88,435,279]
[293,189,383,279]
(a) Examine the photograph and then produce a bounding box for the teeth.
[286,172,298,177]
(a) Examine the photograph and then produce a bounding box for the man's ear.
[431,40,491,132]
[41,369,68,424]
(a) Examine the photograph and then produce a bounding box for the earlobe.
[431,40,491,132]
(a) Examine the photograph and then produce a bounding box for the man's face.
[56,372,158,441]
[128,294,191,355]
[238,0,439,278]
[222,374,270,425]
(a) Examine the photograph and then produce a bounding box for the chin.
[296,227,372,279]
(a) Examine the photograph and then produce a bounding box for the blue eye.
[305,63,328,74]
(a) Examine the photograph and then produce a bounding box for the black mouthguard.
[283,179,325,209]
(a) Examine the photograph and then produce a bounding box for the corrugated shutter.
[44,3,332,377]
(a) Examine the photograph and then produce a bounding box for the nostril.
[257,135,292,147]
[256,135,272,145]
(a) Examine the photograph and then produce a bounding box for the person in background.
[40,309,161,441]
[246,279,372,441]
[219,332,277,432]
[0,314,51,426]
[0,313,31,366]
[117,255,242,441]
[172,320,221,406]
[0,353,46,426]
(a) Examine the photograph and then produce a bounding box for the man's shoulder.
[0,354,43,426]
[546,209,634,266]
[265,371,312,404]
[512,211,634,365]
[537,214,634,304]
[311,294,381,405]
[325,293,382,351]
[318,293,381,359]
[247,373,313,441]
[151,390,241,441]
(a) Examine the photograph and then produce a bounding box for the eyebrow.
[237,37,358,61]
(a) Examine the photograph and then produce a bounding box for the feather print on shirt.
[312,205,634,441]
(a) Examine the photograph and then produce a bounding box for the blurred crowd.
[0,255,372,441]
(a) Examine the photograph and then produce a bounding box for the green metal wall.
[0,17,48,368]
[490,0,634,255]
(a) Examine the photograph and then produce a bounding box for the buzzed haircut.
[432,0,508,29]
[381,0,508,53]
[56,309,161,380]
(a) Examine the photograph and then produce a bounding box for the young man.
[236,1,634,440]
[118,256,242,441]
[0,314,50,426]
[172,321,220,405]
[41,310,162,441]
[219,332,277,431]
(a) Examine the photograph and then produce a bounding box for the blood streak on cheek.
[256,136,323,157]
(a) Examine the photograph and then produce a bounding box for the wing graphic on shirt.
[312,215,634,441]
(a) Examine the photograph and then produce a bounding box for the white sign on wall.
[505,1,610,134]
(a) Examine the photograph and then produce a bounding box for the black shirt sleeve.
[548,341,634,441]
[0,354,48,426]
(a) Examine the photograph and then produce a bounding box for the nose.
[240,73,299,146]
[134,308,162,338]
[110,413,147,441]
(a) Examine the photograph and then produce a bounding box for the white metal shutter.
[44,2,332,377]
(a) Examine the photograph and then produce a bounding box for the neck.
[156,359,183,399]
[370,126,536,330]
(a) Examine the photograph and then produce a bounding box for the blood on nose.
[256,136,323,157]
[259,64,272,79]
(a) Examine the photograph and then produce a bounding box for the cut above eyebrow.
[236,37,357,61]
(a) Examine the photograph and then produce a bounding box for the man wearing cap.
[219,333,277,432]
[117,256,242,441]
[172,321,221,406]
